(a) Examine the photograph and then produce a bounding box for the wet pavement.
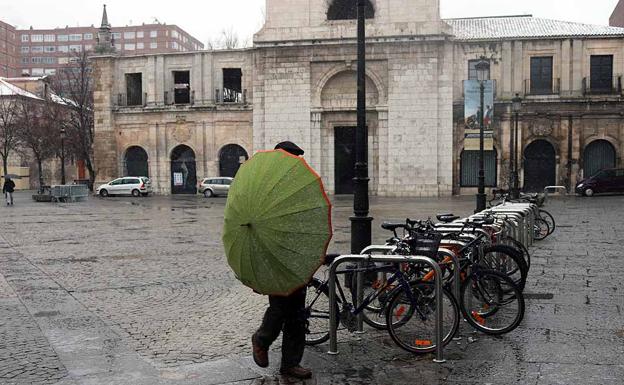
[0,191,622,384]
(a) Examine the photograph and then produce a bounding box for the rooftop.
[446,15,624,40]
[0,78,42,99]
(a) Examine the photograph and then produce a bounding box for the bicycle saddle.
[381,222,406,232]
[437,214,460,223]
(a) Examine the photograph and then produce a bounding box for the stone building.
[450,15,624,194]
[92,1,624,196]
[93,49,253,195]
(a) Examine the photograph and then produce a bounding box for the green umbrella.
[222,149,333,296]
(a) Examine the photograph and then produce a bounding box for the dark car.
[575,169,624,197]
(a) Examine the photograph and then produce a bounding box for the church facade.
[92,0,624,196]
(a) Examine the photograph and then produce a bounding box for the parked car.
[575,168,624,197]
[199,177,233,197]
[97,177,153,197]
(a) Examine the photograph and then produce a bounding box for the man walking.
[251,141,312,380]
[3,177,15,206]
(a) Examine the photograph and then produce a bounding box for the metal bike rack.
[356,245,398,333]
[544,185,566,200]
[358,245,461,335]
[328,254,446,363]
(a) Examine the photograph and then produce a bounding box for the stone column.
[92,56,119,187]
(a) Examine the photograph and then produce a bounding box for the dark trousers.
[254,288,306,369]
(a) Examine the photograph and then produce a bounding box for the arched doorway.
[583,140,616,178]
[320,70,379,194]
[219,144,248,177]
[523,140,556,192]
[170,145,197,194]
[124,146,149,177]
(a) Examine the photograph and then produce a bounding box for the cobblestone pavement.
[0,191,622,384]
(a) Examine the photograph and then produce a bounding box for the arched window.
[460,149,498,187]
[327,0,374,20]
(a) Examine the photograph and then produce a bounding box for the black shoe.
[279,365,312,379]
[251,334,268,368]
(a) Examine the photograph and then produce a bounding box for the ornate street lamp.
[475,59,490,212]
[511,93,522,199]
[60,127,66,185]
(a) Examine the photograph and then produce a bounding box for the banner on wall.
[464,80,494,151]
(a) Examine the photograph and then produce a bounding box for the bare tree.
[221,27,240,49]
[51,50,95,189]
[0,96,22,176]
[16,99,63,191]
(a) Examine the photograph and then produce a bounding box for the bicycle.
[384,218,526,336]
[304,253,460,354]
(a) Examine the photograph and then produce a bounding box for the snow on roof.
[446,15,624,41]
[0,78,42,100]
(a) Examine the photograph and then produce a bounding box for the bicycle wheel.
[386,281,460,354]
[500,235,531,271]
[539,209,556,235]
[350,267,396,330]
[479,245,527,291]
[533,218,550,241]
[460,269,525,335]
[304,278,338,345]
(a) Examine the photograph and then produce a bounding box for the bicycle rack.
[327,254,446,363]
[358,245,461,332]
[356,245,398,333]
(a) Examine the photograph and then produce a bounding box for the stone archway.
[583,139,616,178]
[170,145,197,194]
[317,69,382,194]
[219,144,249,177]
[123,146,149,177]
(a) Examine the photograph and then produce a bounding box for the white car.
[97,177,153,197]
[198,177,233,197]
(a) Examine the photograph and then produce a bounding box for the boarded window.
[460,150,497,187]
[327,0,374,20]
[223,68,242,103]
[173,71,190,104]
[125,73,143,106]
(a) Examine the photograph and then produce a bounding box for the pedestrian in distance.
[251,140,313,380]
[3,177,15,206]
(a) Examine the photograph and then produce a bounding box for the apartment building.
[4,5,204,76]
[610,0,624,27]
[0,20,19,77]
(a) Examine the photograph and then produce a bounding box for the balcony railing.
[524,78,560,96]
[215,88,247,104]
[582,76,623,96]
[115,92,147,107]
[164,89,195,105]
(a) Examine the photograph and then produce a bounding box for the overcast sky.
[1,0,620,47]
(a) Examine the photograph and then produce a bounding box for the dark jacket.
[2,179,15,193]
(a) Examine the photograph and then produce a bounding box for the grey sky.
[1,0,620,47]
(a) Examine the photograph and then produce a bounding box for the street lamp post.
[351,0,373,255]
[475,59,490,212]
[60,127,66,185]
[511,94,522,199]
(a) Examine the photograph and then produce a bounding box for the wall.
[452,37,624,194]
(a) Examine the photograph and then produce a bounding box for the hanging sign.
[464,80,494,151]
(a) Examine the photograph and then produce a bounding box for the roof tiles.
[445,15,624,41]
